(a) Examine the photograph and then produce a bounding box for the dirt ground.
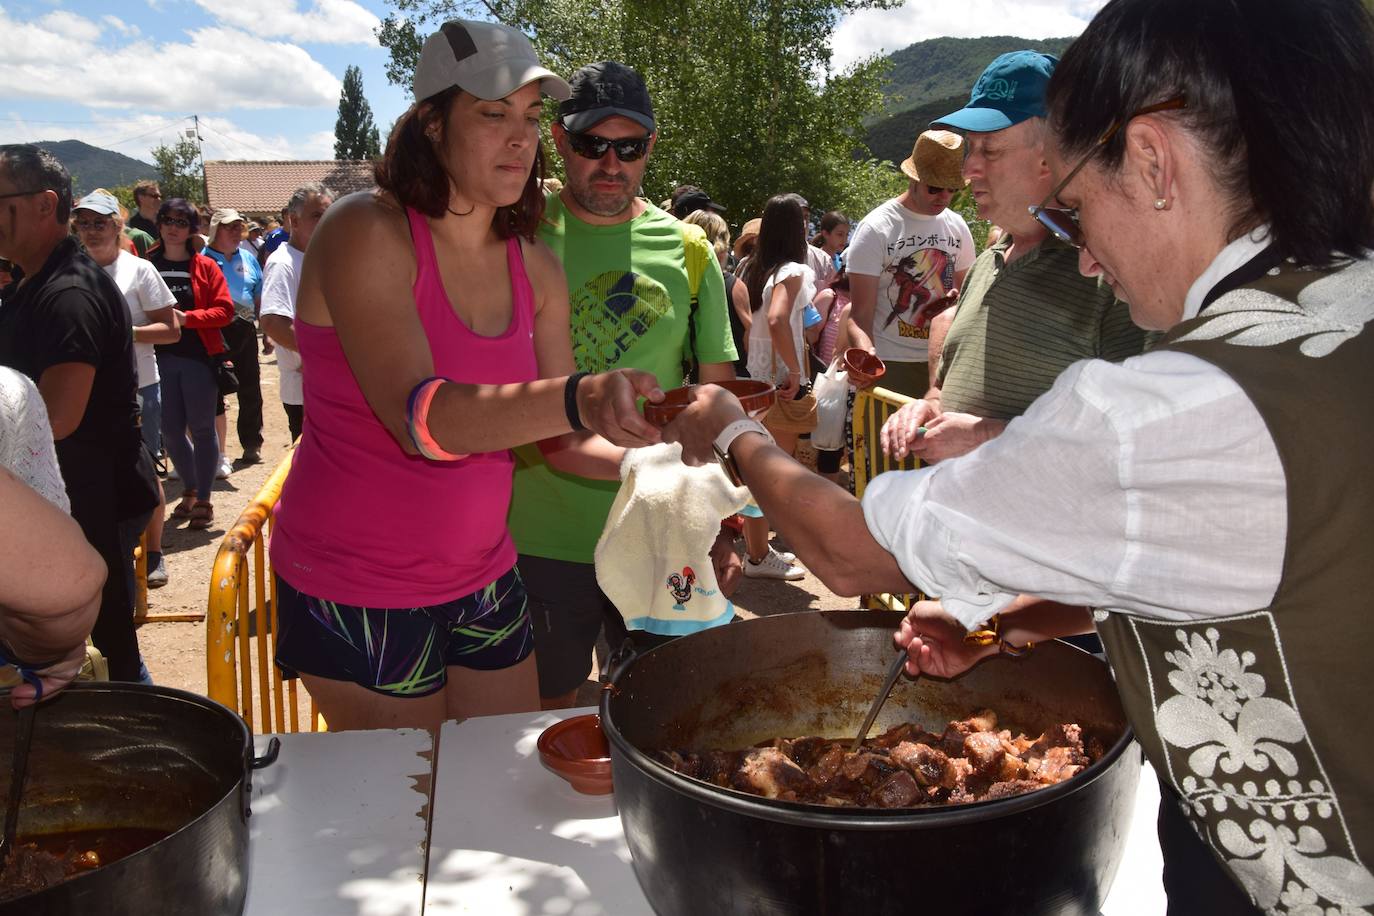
[136,341,862,703]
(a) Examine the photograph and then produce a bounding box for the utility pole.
[192,114,208,205]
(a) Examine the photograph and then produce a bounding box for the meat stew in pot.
[653,708,1106,808]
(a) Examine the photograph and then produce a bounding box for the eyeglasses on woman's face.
[160,216,191,229]
[74,216,114,232]
[563,129,652,163]
[1029,96,1187,248]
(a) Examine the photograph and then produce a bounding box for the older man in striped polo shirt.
[883,51,1150,466]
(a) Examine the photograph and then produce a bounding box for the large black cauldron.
[601,610,1141,916]
[0,683,275,915]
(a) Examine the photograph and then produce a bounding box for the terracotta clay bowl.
[842,348,887,389]
[537,713,614,795]
[643,378,776,428]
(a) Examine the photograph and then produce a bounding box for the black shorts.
[520,555,622,698]
[274,567,533,697]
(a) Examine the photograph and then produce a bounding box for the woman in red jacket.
[147,198,233,529]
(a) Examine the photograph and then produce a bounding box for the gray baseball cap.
[413,20,570,103]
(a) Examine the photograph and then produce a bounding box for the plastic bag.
[812,360,849,451]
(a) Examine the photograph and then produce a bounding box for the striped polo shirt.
[936,234,1150,420]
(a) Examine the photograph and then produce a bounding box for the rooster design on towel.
[667,567,696,610]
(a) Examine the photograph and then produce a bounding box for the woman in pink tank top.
[268,20,665,732]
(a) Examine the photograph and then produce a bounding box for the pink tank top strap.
[504,235,536,335]
[405,207,446,325]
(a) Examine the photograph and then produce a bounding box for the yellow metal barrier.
[852,386,922,614]
[206,450,321,734]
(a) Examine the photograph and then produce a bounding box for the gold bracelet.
[962,614,1035,657]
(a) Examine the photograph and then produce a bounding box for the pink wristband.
[407,377,469,461]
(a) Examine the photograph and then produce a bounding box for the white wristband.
[713,418,774,456]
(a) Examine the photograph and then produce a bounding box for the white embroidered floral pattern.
[1146,624,1374,914]
[1175,259,1374,357]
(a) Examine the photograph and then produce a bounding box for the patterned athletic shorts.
[274,567,533,698]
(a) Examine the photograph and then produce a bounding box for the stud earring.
[1154,198,1167,210]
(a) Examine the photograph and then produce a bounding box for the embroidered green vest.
[1095,255,1374,912]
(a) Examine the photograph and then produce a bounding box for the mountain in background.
[36,140,159,197]
[864,35,1074,166]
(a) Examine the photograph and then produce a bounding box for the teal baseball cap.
[933,51,1058,133]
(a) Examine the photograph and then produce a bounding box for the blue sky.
[0,0,1104,166]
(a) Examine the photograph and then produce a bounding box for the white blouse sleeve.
[137,258,177,312]
[0,369,70,512]
[861,350,1286,628]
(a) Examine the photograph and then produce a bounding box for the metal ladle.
[849,649,909,752]
[0,703,37,869]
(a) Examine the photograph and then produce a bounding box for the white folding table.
[244,728,433,916]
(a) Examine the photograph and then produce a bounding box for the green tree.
[950,188,993,254]
[376,0,901,228]
[335,65,383,160]
[149,138,203,204]
[107,184,138,217]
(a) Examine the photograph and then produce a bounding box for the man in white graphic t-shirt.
[847,129,974,396]
[260,183,333,443]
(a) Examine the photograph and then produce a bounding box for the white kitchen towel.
[595,442,750,636]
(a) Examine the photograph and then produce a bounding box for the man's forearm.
[261,315,298,351]
[848,275,879,352]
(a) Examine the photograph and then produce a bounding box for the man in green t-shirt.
[508,62,740,708]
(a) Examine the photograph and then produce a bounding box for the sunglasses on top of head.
[563,129,652,162]
[1029,96,1187,249]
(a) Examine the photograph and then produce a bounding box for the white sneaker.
[744,548,805,581]
[772,547,797,564]
[217,458,232,480]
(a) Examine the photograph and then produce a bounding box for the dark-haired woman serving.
[662,0,1374,909]
[269,20,664,731]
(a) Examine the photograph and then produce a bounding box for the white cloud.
[40,9,102,42]
[194,0,380,45]
[0,9,341,110]
[102,14,141,38]
[830,0,1106,72]
[196,118,337,160]
[0,111,336,163]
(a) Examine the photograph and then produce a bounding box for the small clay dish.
[842,348,887,389]
[537,714,613,795]
[643,379,776,427]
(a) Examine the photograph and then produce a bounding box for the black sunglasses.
[1029,96,1187,249]
[564,129,651,162]
[160,216,192,229]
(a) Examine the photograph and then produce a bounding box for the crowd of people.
[2,0,1372,909]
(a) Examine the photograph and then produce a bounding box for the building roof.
[203,160,376,216]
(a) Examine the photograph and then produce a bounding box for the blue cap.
[933,51,1058,133]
